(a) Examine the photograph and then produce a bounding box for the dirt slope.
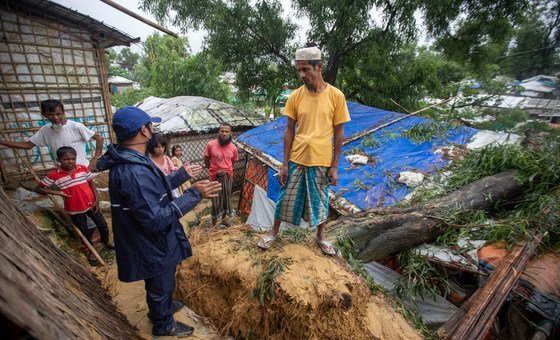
[176,226,422,339]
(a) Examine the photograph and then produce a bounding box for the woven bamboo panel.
[0,7,112,182]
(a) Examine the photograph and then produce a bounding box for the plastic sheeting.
[238,101,477,209]
[246,185,310,230]
[364,262,458,329]
[137,96,268,134]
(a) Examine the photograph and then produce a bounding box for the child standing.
[148,135,180,197]
[170,144,191,195]
[36,146,113,262]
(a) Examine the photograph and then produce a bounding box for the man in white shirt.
[0,99,104,169]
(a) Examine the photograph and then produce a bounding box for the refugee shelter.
[518,75,560,99]
[0,0,139,182]
[108,75,135,93]
[236,101,477,220]
[137,96,268,189]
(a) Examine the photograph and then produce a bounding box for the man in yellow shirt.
[258,43,351,255]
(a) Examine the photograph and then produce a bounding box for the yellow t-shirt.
[284,84,351,167]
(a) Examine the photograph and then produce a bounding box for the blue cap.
[112,106,162,141]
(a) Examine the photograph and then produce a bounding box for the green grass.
[281,227,309,243]
[394,251,451,302]
[412,125,560,251]
[252,256,292,305]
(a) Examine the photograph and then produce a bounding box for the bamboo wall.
[0,7,113,182]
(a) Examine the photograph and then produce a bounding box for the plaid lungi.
[274,161,329,227]
[212,172,233,220]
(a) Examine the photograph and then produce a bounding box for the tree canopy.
[140,0,533,110]
[135,33,230,101]
[501,0,560,79]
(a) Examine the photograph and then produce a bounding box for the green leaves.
[252,256,291,305]
[136,33,230,101]
[394,251,451,302]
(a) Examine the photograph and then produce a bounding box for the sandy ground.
[175,226,422,340]
[6,179,420,339]
[93,199,228,340]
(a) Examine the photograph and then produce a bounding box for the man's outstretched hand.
[183,163,203,178]
[192,180,221,198]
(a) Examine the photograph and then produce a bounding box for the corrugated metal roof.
[479,95,560,111]
[2,0,139,48]
[520,81,555,93]
[136,96,268,135]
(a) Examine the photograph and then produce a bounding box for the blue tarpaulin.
[238,101,477,210]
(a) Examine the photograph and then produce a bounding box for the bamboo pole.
[0,122,111,134]
[1,39,97,51]
[96,47,117,143]
[437,233,544,340]
[98,0,179,37]
[0,132,105,265]
[343,97,454,145]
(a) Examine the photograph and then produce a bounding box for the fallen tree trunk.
[329,170,521,262]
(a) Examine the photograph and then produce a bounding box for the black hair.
[308,60,320,68]
[147,134,169,155]
[171,144,182,156]
[56,146,77,159]
[40,99,64,115]
[219,122,233,131]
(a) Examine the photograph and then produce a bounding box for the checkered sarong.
[211,172,233,220]
[274,161,329,227]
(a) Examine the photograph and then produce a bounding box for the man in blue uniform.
[97,106,221,337]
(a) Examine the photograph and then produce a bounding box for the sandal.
[258,234,278,249]
[317,239,337,256]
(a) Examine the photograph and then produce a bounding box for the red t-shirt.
[40,164,95,214]
[204,139,239,180]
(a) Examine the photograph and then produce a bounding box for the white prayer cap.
[295,46,321,61]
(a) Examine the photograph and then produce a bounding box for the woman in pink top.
[148,135,181,197]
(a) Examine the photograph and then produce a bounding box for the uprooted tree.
[329,170,521,262]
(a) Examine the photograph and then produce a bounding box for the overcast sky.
[50,0,204,53]
[50,0,308,55]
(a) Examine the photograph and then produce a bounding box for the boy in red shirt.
[204,123,239,227]
[36,146,113,262]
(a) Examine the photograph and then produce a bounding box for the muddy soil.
[176,225,422,339]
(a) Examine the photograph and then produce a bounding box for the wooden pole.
[0,132,105,265]
[437,233,544,340]
[98,0,179,37]
[343,97,454,145]
[97,47,117,144]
